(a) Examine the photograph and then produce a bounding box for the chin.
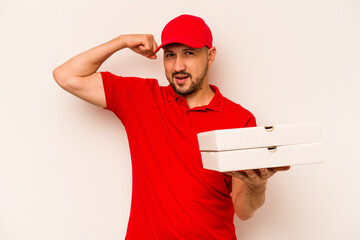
[174,85,196,96]
[169,78,198,96]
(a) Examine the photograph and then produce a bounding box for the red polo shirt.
[101,72,256,240]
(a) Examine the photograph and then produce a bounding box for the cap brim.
[154,37,207,53]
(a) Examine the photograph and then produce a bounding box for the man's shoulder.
[101,71,159,84]
[101,71,165,93]
[220,96,257,127]
[222,96,254,116]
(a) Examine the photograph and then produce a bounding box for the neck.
[184,83,215,109]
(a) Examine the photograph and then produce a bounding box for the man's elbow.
[235,209,255,221]
[234,200,265,221]
[53,66,66,88]
[52,67,77,91]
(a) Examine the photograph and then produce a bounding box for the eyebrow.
[163,47,198,53]
[183,48,197,52]
[163,50,174,55]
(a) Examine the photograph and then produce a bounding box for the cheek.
[163,64,170,74]
[164,65,172,80]
[189,58,205,71]
[165,68,172,77]
[164,61,173,72]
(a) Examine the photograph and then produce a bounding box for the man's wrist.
[244,182,267,195]
[115,35,129,49]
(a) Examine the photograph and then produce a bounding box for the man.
[53,14,289,239]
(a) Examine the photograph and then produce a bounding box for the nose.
[174,56,186,72]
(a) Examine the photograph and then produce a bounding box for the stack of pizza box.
[197,123,324,172]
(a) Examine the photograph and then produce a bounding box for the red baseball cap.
[155,14,213,53]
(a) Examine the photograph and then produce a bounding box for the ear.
[207,47,217,66]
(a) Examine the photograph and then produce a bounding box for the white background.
[1,0,359,239]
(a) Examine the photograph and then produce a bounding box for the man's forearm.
[234,183,266,220]
[230,167,290,220]
[54,36,127,79]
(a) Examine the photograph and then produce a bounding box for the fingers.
[227,170,268,188]
[126,34,158,59]
[226,171,247,180]
[226,166,290,188]
[227,170,266,181]
[227,167,285,181]
[270,166,291,174]
[277,166,291,171]
[137,36,158,59]
[259,168,271,178]
[246,170,259,180]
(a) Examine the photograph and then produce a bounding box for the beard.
[168,62,209,96]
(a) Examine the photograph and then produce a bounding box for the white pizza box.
[201,142,324,172]
[197,123,321,151]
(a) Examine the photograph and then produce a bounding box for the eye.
[165,53,175,58]
[185,51,195,56]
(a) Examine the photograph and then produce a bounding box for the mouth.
[173,74,190,85]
